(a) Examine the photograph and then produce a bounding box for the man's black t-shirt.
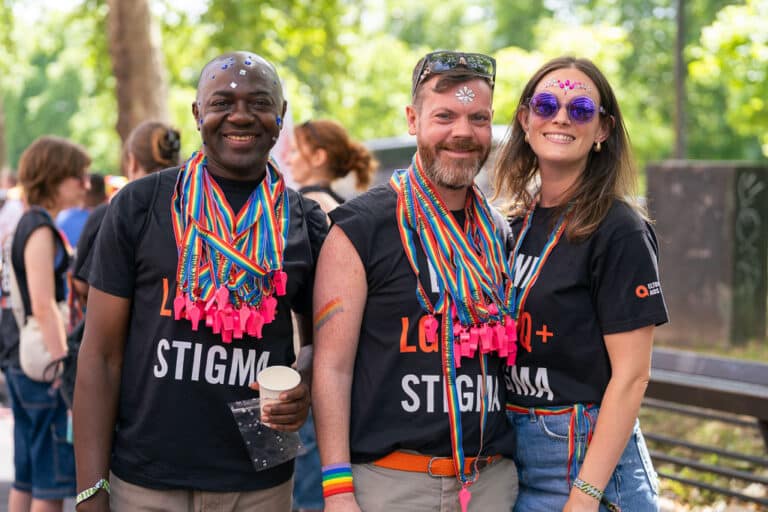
[329,184,515,463]
[504,200,669,408]
[87,168,327,492]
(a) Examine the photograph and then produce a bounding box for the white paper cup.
[256,366,301,420]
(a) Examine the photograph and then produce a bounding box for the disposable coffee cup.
[256,366,301,420]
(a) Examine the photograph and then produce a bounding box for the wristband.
[321,462,354,499]
[572,477,621,512]
[76,478,111,506]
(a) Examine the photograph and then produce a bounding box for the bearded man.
[312,51,519,512]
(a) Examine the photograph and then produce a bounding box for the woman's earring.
[524,132,530,143]
[594,140,601,152]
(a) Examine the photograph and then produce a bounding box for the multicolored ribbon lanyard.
[508,201,569,352]
[170,150,289,344]
[390,154,515,512]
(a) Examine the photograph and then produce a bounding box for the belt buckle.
[426,456,442,478]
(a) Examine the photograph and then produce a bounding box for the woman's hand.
[563,488,600,512]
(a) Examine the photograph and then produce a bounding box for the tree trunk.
[106,0,169,143]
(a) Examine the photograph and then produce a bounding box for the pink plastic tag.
[459,487,472,512]
[263,296,277,323]
[232,311,243,339]
[273,270,288,296]
[239,307,251,331]
[504,316,517,342]
[212,311,222,334]
[454,344,463,368]
[221,327,233,344]
[173,296,186,320]
[469,327,480,349]
[479,326,492,352]
[215,286,230,310]
[424,315,438,343]
[507,340,518,366]
[188,305,202,331]
[488,303,499,316]
[221,307,234,332]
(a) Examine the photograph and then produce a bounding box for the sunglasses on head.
[412,51,496,97]
[527,92,606,124]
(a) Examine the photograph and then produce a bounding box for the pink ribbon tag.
[173,296,186,321]
[424,315,438,343]
[215,286,230,310]
[232,311,243,339]
[188,305,202,331]
[454,343,463,368]
[221,327,233,344]
[458,486,472,512]
[212,311,222,334]
[273,270,288,296]
[205,307,216,328]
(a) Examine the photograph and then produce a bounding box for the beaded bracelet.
[573,477,621,512]
[75,478,111,506]
[321,462,354,499]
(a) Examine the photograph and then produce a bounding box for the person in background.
[284,119,377,512]
[70,120,182,305]
[287,119,377,212]
[56,172,106,247]
[494,56,668,511]
[6,136,90,512]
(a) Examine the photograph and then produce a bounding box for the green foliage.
[690,0,768,157]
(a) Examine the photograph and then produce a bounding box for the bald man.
[73,51,327,512]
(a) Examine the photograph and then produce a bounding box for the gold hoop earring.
[594,141,601,152]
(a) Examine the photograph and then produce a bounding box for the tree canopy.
[0,0,765,174]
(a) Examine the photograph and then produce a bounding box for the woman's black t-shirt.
[505,200,669,408]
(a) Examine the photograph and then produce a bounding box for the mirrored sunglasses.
[412,51,496,97]
[528,92,606,124]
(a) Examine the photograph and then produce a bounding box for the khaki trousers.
[109,473,293,512]
[352,457,518,512]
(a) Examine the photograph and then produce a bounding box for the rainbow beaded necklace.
[170,150,290,343]
[390,154,516,510]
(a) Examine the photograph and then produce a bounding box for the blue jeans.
[5,367,76,500]
[292,410,323,509]
[508,405,659,511]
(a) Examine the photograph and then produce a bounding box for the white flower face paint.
[455,86,475,104]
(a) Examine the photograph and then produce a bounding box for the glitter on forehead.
[455,86,475,104]
[221,63,229,70]
[542,78,591,94]
[244,59,253,66]
[209,74,216,80]
[230,82,238,89]
[239,69,247,76]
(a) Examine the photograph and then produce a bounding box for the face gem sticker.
[239,69,247,76]
[230,82,238,89]
[455,86,475,104]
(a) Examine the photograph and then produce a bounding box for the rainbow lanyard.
[170,150,290,343]
[509,203,569,351]
[390,155,514,504]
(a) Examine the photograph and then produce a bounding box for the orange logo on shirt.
[635,285,650,298]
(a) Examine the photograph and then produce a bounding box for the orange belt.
[373,451,502,477]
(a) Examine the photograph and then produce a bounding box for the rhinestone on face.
[455,86,476,104]
[239,69,247,76]
[230,82,238,89]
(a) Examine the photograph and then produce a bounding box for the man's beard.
[418,139,489,190]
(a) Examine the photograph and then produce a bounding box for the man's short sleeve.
[87,177,156,298]
[74,203,109,282]
[290,195,329,316]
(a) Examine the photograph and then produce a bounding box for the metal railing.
[643,347,768,506]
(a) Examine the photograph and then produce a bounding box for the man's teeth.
[227,135,253,141]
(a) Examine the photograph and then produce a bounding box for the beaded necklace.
[390,154,515,510]
[170,151,289,343]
